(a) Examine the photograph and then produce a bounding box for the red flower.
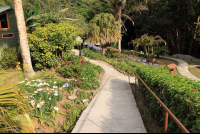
[68,62,71,66]
[186,104,188,107]
[80,60,84,64]
[64,61,67,65]
[193,89,196,91]
[175,103,177,107]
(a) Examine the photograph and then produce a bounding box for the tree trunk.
[118,6,122,52]
[14,0,35,77]
[189,15,200,55]
[102,45,105,55]
[134,25,138,38]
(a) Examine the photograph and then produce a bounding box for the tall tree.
[87,13,121,54]
[13,0,35,77]
[108,0,134,51]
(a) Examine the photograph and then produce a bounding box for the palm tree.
[108,0,134,51]
[130,34,166,61]
[87,13,121,55]
[0,84,35,133]
[13,0,35,77]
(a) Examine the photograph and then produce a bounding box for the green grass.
[189,67,200,79]
[0,70,22,86]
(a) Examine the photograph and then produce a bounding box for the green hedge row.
[136,65,200,133]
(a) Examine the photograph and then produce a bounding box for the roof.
[167,63,178,69]
[0,6,12,14]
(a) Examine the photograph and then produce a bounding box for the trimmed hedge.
[136,65,200,133]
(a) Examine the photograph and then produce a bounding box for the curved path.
[72,59,147,133]
[160,56,200,81]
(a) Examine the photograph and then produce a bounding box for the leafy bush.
[58,54,83,78]
[82,48,106,60]
[136,65,200,133]
[28,23,78,69]
[58,54,103,90]
[0,47,18,69]
[121,50,136,56]
[105,47,120,58]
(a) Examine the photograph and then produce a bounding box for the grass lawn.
[0,69,23,86]
[189,67,200,79]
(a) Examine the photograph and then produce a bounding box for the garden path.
[160,56,200,81]
[72,58,147,133]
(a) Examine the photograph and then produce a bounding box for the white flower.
[25,78,28,81]
[46,88,49,91]
[30,100,35,107]
[18,89,20,91]
[34,91,38,93]
[37,88,43,92]
[54,106,60,111]
[53,86,58,89]
[18,81,25,84]
[26,82,31,85]
[54,82,57,84]
[36,101,45,108]
[82,99,89,103]
[49,98,51,100]
[54,93,58,96]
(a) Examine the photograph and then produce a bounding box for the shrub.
[121,50,136,56]
[0,47,18,70]
[82,48,106,60]
[28,23,78,69]
[136,65,200,133]
[105,47,120,58]
[58,54,83,78]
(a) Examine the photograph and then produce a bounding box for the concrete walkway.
[160,56,200,81]
[72,59,147,133]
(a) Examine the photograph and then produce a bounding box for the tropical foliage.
[28,23,78,69]
[0,84,35,133]
[87,13,121,54]
[129,34,166,61]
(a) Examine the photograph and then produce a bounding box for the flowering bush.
[28,23,78,69]
[105,47,120,58]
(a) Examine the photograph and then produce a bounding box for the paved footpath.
[72,59,147,133]
[160,56,200,81]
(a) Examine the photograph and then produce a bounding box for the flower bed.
[15,54,104,133]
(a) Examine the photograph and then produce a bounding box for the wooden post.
[135,74,137,99]
[164,111,169,133]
